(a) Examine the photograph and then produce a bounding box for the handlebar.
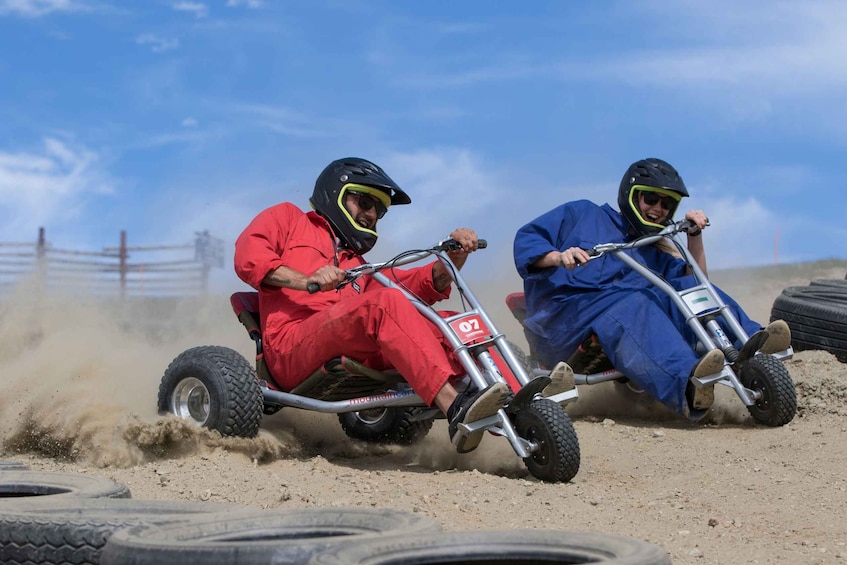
[307,237,487,294]
[581,219,707,259]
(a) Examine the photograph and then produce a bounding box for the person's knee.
[362,287,417,317]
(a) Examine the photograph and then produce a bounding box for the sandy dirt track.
[1,260,846,564]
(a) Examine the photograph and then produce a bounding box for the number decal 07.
[449,314,491,345]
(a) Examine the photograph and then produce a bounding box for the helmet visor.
[627,185,683,230]
[340,183,391,217]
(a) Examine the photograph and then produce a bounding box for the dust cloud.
[1,260,844,472]
[0,282,294,468]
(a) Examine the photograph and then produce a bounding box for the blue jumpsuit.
[513,200,762,417]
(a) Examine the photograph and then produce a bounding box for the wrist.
[688,229,702,237]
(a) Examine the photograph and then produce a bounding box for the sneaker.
[692,349,725,379]
[688,349,725,411]
[447,382,511,454]
[760,320,791,354]
[543,361,575,397]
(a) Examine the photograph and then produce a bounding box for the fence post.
[37,227,46,258]
[120,230,127,299]
[37,227,47,290]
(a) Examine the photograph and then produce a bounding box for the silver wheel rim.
[355,408,388,425]
[171,377,210,426]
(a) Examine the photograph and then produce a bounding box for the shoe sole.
[691,384,715,410]
[543,362,575,397]
[760,320,791,354]
[452,382,510,454]
[689,350,723,411]
[692,349,725,379]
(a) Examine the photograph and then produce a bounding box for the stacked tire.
[0,469,245,564]
[771,279,847,362]
[1,466,672,564]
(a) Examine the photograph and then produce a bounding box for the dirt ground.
[1,261,846,564]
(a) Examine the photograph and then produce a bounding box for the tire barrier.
[0,461,29,471]
[0,469,672,565]
[0,498,248,565]
[771,281,847,362]
[0,471,131,503]
[100,507,443,565]
[310,530,671,565]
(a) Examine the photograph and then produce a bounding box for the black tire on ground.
[771,287,847,362]
[740,354,797,427]
[338,408,433,445]
[100,507,442,565]
[157,346,263,438]
[514,398,580,483]
[0,498,247,565]
[809,279,847,289]
[0,471,130,504]
[780,284,847,300]
[310,529,671,565]
[0,461,29,471]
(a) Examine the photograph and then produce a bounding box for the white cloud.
[234,104,328,137]
[226,0,262,7]
[0,138,113,240]
[135,33,180,53]
[173,1,208,19]
[369,149,514,264]
[0,0,76,16]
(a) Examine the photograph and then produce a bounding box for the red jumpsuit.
[233,202,467,404]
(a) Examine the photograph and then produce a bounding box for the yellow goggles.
[341,184,391,219]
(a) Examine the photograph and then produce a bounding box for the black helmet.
[617,158,689,236]
[309,157,410,254]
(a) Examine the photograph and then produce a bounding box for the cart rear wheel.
[740,354,797,427]
[158,346,263,438]
[338,408,433,445]
[514,398,580,483]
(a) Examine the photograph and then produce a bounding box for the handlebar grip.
[573,248,599,266]
[307,282,320,294]
[438,238,488,251]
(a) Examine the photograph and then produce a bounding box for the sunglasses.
[639,191,676,211]
[348,191,388,219]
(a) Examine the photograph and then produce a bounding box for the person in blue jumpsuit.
[513,158,791,419]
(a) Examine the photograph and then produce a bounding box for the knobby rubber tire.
[508,340,540,374]
[158,345,263,438]
[740,354,797,427]
[100,507,442,565]
[771,286,847,362]
[311,529,671,565]
[514,398,580,483]
[338,408,433,445]
[0,498,247,565]
[0,471,130,505]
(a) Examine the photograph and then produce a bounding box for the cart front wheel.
[514,398,580,483]
[740,354,797,427]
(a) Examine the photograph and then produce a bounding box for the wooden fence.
[0,228,224,298]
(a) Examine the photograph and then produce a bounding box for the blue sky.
[1,0,845,293]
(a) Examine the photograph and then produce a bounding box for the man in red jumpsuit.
[234,157,511,453]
